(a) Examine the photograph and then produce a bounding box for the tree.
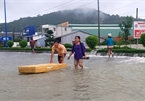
[45,30,54,47]
[7,40,14,48]
[86,36,98,50]
[119,16,133,44]
[19,40,27,48]
[140,33,145,47]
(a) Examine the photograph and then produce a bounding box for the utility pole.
[136,8,138,47]
[4,0,8,47]
[97,0,100,46]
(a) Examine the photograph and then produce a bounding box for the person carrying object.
[50,40,67,63]
[68,36,87,70]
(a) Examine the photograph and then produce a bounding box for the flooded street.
[0,52,145,101]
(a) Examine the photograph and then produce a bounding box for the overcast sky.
[0,0,145,23]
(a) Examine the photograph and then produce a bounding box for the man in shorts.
[30,38,36,53]
[50,40,67,63]
[106,33,114,58]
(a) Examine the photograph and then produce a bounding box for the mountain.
[0,8,144,32]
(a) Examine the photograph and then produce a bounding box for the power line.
[32,0,76,16]
[32,0,91,16]
[139,8,145,12]
[32,0,96,16]
[74,0,96,8]
[105,0,144,13]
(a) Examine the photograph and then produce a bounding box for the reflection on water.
[0,52,145,101]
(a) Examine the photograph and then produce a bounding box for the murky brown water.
[0,52,145,101]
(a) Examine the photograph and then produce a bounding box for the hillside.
[0,8,143,32]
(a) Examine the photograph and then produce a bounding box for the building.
[32,33,46,47]
[0,32,21,40]
[42,24,72,37]
[69,24,134,37]
[55,30,104,46]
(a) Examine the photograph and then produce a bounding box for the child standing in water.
[68,36,86,70]
[106,33,114,58]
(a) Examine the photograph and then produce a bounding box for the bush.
[7,41,14,47]
[63,43,72,48]
[86,36,98,49]
[140,33,145,47]
[19,40,27,48]
[113,46,131,49]
[121,46,131,49]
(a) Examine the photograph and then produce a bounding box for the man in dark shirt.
[30,38,35,53]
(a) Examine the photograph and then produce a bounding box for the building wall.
[69,24,134,37]
[36,37,46,47]
[60,31,104,46]
[0,32,21,40]
[42,24,72,37]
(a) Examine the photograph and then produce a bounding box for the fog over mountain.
[0,8,144,32]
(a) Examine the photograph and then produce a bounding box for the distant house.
[42,24,72,37]
[55,30,105,46]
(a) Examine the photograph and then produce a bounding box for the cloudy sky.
[0,0,145,23]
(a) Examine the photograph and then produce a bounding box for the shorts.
[74,58,83,66]
[58,53,66,63]
[31,46,34,50]
[107,46,113,49]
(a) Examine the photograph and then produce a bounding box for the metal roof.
[69,24,120,27]
[55,30,97,38]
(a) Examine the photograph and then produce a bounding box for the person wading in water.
[30,38,36,53]
[68,36,86,70]
[106,33,114,58]
[50,40,67,63]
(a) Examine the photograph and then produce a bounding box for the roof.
[102,36,134,42]
[69,24,120,27]
[42,24,70,28]
[72,28,134,37]
[55,30,96,38]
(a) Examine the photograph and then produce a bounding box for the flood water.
[0,52,145,101]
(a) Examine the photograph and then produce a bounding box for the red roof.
[102,36,134,42]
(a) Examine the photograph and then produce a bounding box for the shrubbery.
[63,43,72,48]
[113,46,131,49]
[86,36,98,49]
[140,33,145,47]
[19,40,27,48]
[7,41,14,47]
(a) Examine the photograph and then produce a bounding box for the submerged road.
[0,52,145,101]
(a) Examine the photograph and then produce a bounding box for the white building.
[42,24,72,37]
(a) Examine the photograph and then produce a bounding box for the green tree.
[7,40,14,47]
[119,16,133,44]
[63,43,72,48]
[86,36,98,50]
[45,30,54,47]
[140,33,145,47]
[19,40,27,48]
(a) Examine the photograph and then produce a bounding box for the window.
[44,28,49,33]
[65,27,67,31]
[53,27,56,31]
